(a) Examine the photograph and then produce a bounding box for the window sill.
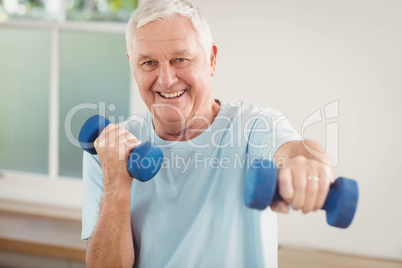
[0,171,83,220]
[0,210,86,262]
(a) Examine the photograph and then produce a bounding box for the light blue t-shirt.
[82,100,301,268]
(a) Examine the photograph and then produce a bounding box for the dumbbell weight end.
[79,115,110,154]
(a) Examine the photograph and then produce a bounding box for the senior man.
[82,0,334,267]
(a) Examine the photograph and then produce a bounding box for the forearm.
[274,139,333,167]
[86,185,134,268]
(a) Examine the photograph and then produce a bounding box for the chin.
[155,111,186,124]
[153,104,187,120]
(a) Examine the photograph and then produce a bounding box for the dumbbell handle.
[272,177,352,211]
[79,115,163,182]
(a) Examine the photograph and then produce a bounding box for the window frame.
[0,15,147,220]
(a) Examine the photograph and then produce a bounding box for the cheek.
[177,68,200,87]
[136,73,156,93]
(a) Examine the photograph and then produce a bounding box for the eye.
[172,58,189,68]
[143,61,155,66]
[141,60,158,71]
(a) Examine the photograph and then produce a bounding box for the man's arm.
[85,124,139,267]
[272,139,335,214]
[86,186,134,267]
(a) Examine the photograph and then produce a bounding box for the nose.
[157,62,178,89]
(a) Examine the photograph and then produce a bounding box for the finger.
[315,166,332,210]
[121,127,141,145]
[277,167,294,204]
[126,138,142,150]
[105,124,120,146]
[95,124,118,150]
[117,128,141,160]
[302,174,319,213]
[291,168,307,210]
[118,128,141,151]
[270,201,290,214]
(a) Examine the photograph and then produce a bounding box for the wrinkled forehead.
[131,16,203,56]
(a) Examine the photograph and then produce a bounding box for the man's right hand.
[94,124,141,189]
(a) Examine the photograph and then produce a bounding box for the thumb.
[270,200,290,214]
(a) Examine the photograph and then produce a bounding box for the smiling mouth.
[157,89,187,99]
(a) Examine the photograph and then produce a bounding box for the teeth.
[160,90,185,99]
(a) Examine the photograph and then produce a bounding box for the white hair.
[125,0,213,59]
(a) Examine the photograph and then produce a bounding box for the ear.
[126,52,139,83]
[209,43,218,76]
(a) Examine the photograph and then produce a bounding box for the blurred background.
[0,0,401,267]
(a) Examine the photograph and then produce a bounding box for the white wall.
[195,0,402,261]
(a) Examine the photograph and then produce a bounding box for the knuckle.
[317,162,328,172]
[117,128,136,143]
[302,206,310,214]
[292,198,304,210]
[303,207,313,214]
[279,188,292,201]
[303,202,315,213]
[116,126,127,135]
[278,171,291,185]
[292,156,306,167]
[118,131,129,141]
[94,136,105,149]
[293,203,302,210]
[94,139,100,150]
[319,180,330,192]
[270,201,281,212]
[104,124,117,132]
[320,167,331,179]
[294,179,307,191]
[314,202,323,211]
[278,173,294,202]
[306,158,317,166]
[306,184,318,195]
[319,173,331,188]
[319,163,333,178]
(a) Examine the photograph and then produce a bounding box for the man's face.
[129,16,217,129]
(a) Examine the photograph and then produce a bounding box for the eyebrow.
[172,49,191,57]
[137,54,153,63]
[137,49,192,63]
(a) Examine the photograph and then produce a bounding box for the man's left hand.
[270,155,335,214]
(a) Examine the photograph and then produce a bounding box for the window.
[0,0,142,219]
[0,27,50,174]
[0,0,137,22]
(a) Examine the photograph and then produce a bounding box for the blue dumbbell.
[244,159,359,228]
[78,115,163,182]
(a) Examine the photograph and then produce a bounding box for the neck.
[153,100,220,141]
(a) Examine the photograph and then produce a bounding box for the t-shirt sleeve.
[247,108,301,161]
[81,151,104,240]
